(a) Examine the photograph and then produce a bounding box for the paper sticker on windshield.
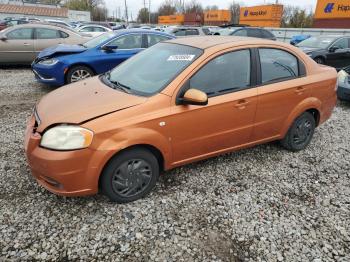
[167,55,195,61]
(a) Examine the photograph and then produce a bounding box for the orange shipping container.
[240,4,283,21]
[315,0,350,19]
[158,15,184,24]
[241,20,281,28]
[204,10,231,22]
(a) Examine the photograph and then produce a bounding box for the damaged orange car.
[25,36,337,203]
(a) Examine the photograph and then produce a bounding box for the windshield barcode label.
[167,55,195,61]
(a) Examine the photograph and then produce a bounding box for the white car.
[77,25,112,37]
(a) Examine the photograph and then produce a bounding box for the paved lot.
[0,68,349,261]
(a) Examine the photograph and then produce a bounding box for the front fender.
[280,97,322,137]
[91,127,172,169]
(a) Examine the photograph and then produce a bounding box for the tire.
[281,112,316,152]
[100,148,160,203]
[314,57,325,65]
[66,65,94,84]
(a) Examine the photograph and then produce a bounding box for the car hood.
[37,44,87,59]
[36,76,147,132]
[298,46,325,53]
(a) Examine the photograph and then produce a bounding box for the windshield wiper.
[104,72,131,94]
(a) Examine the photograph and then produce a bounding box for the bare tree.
[281,5,313,28]
[158,0,177,16]
[184,0,203,14]
[228,1,240,24]
[205,5,219,11]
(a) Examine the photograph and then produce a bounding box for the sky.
[104,0,317,20]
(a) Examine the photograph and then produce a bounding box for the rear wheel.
[281,112,316,152]
[66,65,94,84]
[100,148,159,203]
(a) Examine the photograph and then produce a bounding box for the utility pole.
[148,0,151,24]
[124,0,128,24]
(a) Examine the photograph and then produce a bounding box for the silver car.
[0,23,90,64]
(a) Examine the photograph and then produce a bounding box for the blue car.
[290,34,311,46]
[32,29,175,86]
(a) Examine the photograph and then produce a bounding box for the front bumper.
[31,61,66,86]
[337,84,350,101]
[24,116,108,197]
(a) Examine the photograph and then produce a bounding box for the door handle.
[295,86,305,94]
[23,43,30,46]
[235,99,249,109]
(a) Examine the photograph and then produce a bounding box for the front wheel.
[100,148,160,203]
[281,112,316,152]
[66,65,94,84]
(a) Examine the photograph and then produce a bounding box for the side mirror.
[329,46,340,52]
[0,36,7,41]
[180,88,208,106]
[102,45,118,51]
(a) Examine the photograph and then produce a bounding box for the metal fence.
[267,28,350,43]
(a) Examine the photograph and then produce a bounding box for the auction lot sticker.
[168,55,195,61]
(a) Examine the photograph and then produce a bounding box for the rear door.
[0,27,34,64]
[96,33,144,73]
[252,47,309,142]
[34,28,64,55]
[247,28,263,38]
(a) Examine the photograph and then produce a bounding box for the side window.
[185,29,199,36]
[332,38,348,49]
[259,48,299,84]
[59,31,69,38]
[147,34,170,47]
[173,30,186,36]
[108,34,142,49]
[36,28,60,39]
[247,29,262,38]
[6,28,33,40]
[232,29,247,37]
[190,50,251,96]
[80,27,93,32]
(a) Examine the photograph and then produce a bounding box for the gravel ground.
[0,68,349,261]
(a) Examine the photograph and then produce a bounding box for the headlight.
[338,70,348,85]
[40,125,93,150]
[38,58,58,65]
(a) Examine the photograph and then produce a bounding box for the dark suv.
[215,27,276,40]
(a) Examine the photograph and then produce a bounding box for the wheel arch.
[281,97,322,138]
[64,63,97,83]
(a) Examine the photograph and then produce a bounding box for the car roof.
[115,28,173,36]
[166,36,275,49]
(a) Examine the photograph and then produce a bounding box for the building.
[0,1,91,22]
[313,0,350,28]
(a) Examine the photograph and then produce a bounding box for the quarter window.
[36,28,60,39]
[108,34,142,49]
[7,28,33,39]
[190,50,251,96]
[259,48,299,84]
[147,34,170,47]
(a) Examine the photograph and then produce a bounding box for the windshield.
[105,43,203,96]
[83,32,115,48]
[297,36,337,48]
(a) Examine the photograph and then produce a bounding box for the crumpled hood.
[37,44,87,59]
[36,76,147,132]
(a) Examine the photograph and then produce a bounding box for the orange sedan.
[24,36,337,203]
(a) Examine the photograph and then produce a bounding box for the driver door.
[168,49,258,165]
[96,33,145,73]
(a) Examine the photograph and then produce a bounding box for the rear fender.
[280,97,322,138]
